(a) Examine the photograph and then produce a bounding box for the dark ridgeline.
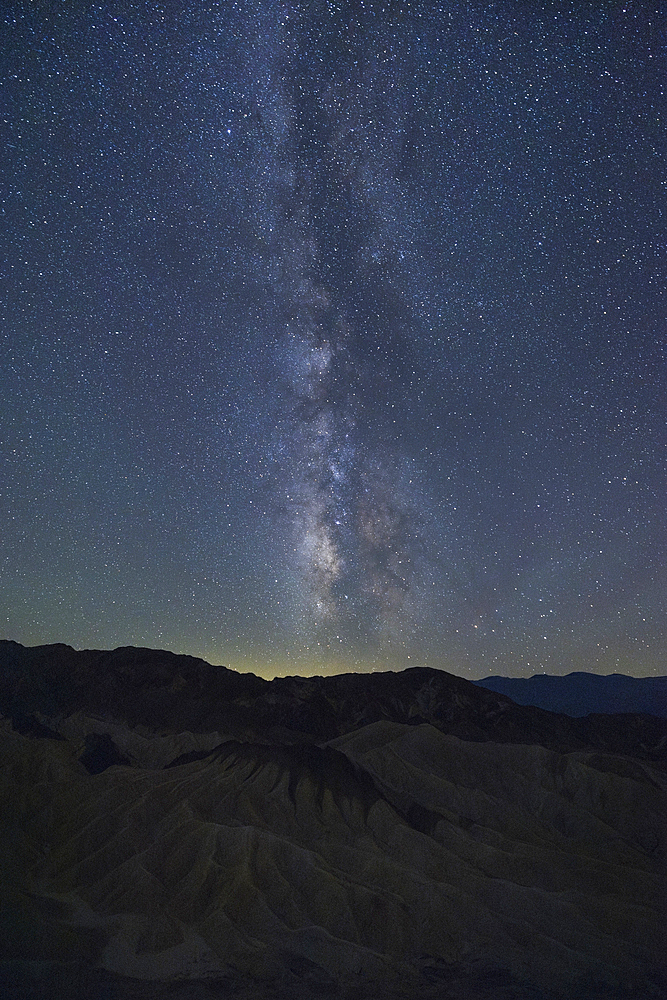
[0,640,665,1000]
[1,640,665,760]
[475,671,667,719]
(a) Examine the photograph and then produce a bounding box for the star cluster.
[2,2,665,678]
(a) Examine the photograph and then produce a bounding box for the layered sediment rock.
[1,641,665,999]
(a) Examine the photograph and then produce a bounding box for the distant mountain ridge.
[1,640,666,760]
[474,671,667,719]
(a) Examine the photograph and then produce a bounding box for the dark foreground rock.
[1,641,665,998]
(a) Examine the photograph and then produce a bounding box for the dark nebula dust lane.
[243,6,434,650]
[1,3,665,676]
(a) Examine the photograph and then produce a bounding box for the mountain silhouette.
[1,640,665,1000]
[475,671,667,719]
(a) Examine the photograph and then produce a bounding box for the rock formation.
[1,640,665,999]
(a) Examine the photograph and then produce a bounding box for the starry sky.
[2,2,666,679]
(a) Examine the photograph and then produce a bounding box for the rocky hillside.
[1,641,665,999]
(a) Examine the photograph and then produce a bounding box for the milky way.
[2,2,665,677]
[241,5,439,651]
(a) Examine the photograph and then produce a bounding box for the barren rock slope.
[1,641,665,999]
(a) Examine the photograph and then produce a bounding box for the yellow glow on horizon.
[197,652,407,681]
[183,644,467,681]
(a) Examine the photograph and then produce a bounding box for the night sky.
[2,2,665,679]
